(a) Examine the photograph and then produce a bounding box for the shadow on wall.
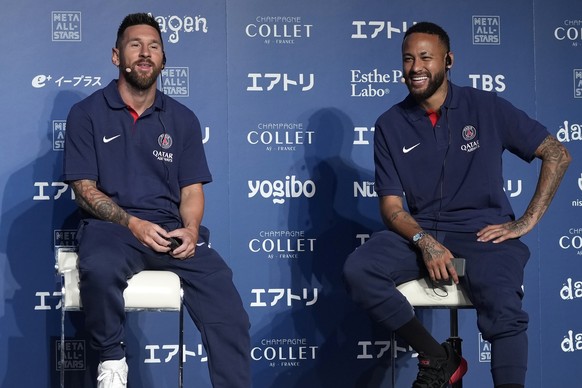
[0,90,160,387]
[251,107,398,387]
[0,90,86,386]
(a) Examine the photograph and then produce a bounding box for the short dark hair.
[403,22,450,52]
[116,13,163,49]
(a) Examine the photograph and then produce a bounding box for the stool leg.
[447,309,463,388]
[178,295,184,388]
[60,291,65,388]
[390,331,396,388]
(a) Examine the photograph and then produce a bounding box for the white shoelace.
[97,363,127,387]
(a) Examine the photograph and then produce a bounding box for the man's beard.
[408,69,446,102]
[122,62,162,91]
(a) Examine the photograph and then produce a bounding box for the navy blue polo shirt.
[63,80,212,224]
[374,82,549,232]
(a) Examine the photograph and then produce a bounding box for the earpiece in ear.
[445,53,452,69]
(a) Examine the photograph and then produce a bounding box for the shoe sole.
[448,357,468,385]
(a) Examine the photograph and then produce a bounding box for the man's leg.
[445,232,530,387]
[77,220,146,387]
[343,230,421,330]
[343,230,467,386]
[343,230,442,353]
[152,226,251,388]
[78,220,146,361]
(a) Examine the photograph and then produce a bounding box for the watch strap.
[412,231,427,246]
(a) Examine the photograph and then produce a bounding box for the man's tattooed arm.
[524,136,571,229]
[477,135,571,243]
[70,179,131,226]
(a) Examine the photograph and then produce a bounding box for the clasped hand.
[128,217,199,260]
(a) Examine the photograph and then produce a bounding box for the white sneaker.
[97,357,128,388]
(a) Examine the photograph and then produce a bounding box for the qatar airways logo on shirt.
[153,134,174,162]
[461,125,480,153]
[248,175,316,204]
[460,125,480,153]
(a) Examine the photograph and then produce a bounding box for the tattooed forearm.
[537,137,570,194]
[389,209,409,223]
[71,180,131,226]
[522,136,571,227]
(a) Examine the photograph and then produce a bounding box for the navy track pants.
[77,219,251,388]
[343,229,530,386]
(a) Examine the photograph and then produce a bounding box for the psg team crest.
[158,133,173,149]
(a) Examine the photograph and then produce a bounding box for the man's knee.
[342,249,370,290]
[478,296,529,341]
[78,250,131,291]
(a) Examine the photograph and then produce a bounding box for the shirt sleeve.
[373,118,404,197]
[177,113,212,187]
[495,95,550,162]
[63,103,99,182]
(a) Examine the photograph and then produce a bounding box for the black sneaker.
[412,342,468,388]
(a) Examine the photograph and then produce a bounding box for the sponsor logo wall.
[1,1,580,387]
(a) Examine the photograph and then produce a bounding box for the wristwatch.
[412,231,427,246]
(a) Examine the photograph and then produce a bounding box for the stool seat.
[56,248,184,388]
[397,277,472,308]
[57,249,182,310]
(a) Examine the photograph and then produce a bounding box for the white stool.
[55,247,184,388]
[392,277,473,388]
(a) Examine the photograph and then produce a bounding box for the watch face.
[413,232,425,243]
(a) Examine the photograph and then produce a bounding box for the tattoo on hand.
[421,239,444,262]
[507,219,527,236]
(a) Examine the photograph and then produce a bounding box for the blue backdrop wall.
[1,1,581,387]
